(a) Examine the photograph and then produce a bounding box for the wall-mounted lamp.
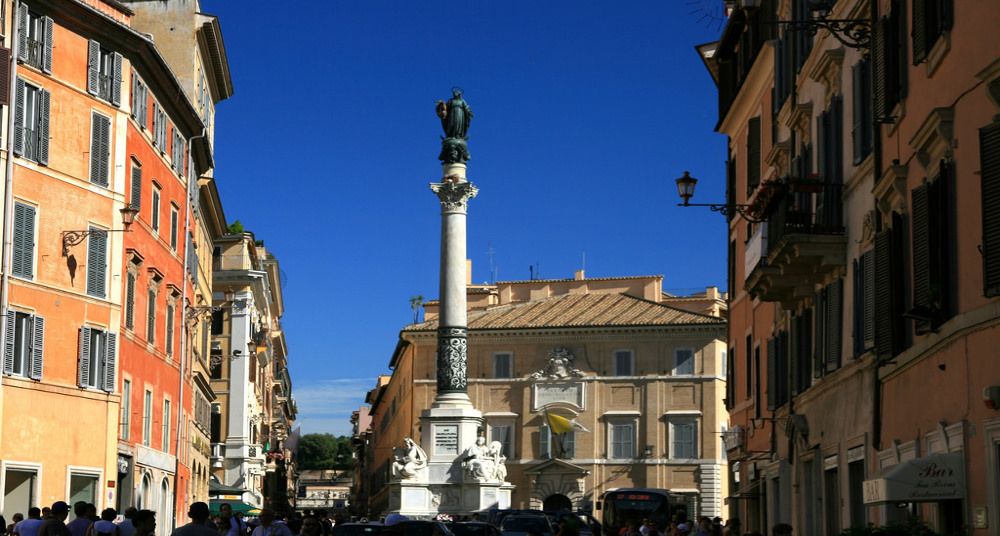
[675,171,768,223]
[739,0,871,50]
[61,206,138,256]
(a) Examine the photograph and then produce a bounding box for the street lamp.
[61,206,139,256]
[738,0,871,50]
[674,171,768,223]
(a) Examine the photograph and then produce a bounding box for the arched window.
[158,478,171,536]
[138,472,152,510]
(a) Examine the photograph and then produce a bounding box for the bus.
[595,489,690,535]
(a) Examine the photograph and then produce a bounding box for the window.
[86,40,121,105]
[68,473,99,517]
[493,352,512,378]
[152,104,167,152]
[146,289,156,344]
[12,202,36,279]
[669,419,698,459]
[610,421,635,459]
[165,303,174,357]
[613,350,633,376]
[85,227,108,298]
[90,112,111,186]
[131,74,148,128]
[77,326,116,391]
[746,116,761,194]
[171,130,186,176]
[16,6,52,72]
[13,78,50,164]
[151,186,161,232]
[3,467,39,515]
[130,159,142,210]
[911,165,955,331]
[912,0,953,65]
[851,58,873,164]
[210,347,223,379]
[121,379,131,440]
[125,272,136,330]
[143,389,152,447]
[824,462,841,534]
[539,423,574,459]
[853,251,875,356]
[874,213,908,358]
[210,403,221,443]
[211,310,224,335]
[3,311,44,380]
[814,279,844,375]
[673,349,694,375]
[489,422,514,459]
[873,0,907,120]
[169,206,178,251]
[982,121,1000,297]
[162,398,171,452]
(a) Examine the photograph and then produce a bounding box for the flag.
[546,411,590,433]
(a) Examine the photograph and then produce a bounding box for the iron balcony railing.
[766,181,844,257]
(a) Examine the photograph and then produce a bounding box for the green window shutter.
[747,117,761,194]
[766,338,777,410]
[131,163,142,210]
[912,0,928,64]
[90,113,110,186]
[3,312,14,374]
[852,61,868,164]
[111,52,122,106]
[29,315,44,380]
[165,304,174,356]
[125,273,135,330]
[87,40,99,95]
[42,17,53,74]
[103,332,116,392]
[86,228,107,298]
[825,279,843,372]
[13,78,24,157]
[147,290,156,343]
[874,230,895,358]
[78,327,92,387]
[37,88,49,166]
[911,183,931,313]
[981,122,1000,296]
[13,202,35,279]
[863,250,875,346]
[15,4,27,63]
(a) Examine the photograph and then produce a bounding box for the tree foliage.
[297,433,354,470]
[227,220,246,234]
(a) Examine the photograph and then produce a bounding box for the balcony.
[745,181,846,307]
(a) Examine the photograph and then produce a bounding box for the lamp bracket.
[61,229,129,257]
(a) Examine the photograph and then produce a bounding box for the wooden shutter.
[814,288,826,376]
[826,279,843,372]
[103,332,117,392]
[78,327,91,387]
[90,113,110,186]
[0,47,10,107]
[29,315,44,380]
[3,312,14,374]
[16,4,27,63]
[766,338,777,410]
[911,183,931,313]
[87,40,99,95]
[852,61,867,164]
[131,163,142,210]
[873,18,889,120]
[832,96,844,184]
[13,202,35,279]
[863,250,875,346]
[874,230,894,357]
[37,88,49,166]
[981,122,1000,296]
[111,52,122,106]
[86,229,107,297]
[147,290,156,343]
[166,304,174,356]
[913,0,928,64]
[747,117,761,194]
[42,17,53,74]
[13,78,24,156]
[853,259,863,356]
[125,273,135,330]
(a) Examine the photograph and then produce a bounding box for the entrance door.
[3,469,37,515]
[543,493,572,512]
[69,473,99,519]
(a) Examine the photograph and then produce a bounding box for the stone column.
[429,162,477,408]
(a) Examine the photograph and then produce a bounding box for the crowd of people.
[0,502,335,536]
[619,517,793,536]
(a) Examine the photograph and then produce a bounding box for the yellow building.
[364,274,728,518]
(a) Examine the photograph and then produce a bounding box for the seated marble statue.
[463,436,494,480]
[392,437,427,479]
[489,440,508,482]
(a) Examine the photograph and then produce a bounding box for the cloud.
[293,377,375,437]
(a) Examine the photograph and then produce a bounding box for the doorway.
[543,493,572,512]
[3,468,38,515]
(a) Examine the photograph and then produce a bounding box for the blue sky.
[204,0,730,436]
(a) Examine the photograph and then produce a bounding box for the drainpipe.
[0,0,22,449]
[173,127,206,524]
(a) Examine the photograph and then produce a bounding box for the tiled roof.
[405,293,725,332]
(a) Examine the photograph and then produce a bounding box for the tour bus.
[595,488,690,535]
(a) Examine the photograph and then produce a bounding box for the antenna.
[487,243,497,284]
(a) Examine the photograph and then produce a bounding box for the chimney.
[466,259,472,285]
[574,269,585,280]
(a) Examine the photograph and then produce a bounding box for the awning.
[863,452,965,504]
[209,499,260,515]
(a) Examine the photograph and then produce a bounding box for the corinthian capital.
[430,180,478,212]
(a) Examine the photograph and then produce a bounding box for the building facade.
[705,0,1000,534]
[363,274,728,518]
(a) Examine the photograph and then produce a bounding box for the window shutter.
[87,40,99,95]
[913,0,928,64]
[911,183,931,312]
[873,18,889,120]
[13,78,24,156]
[852,62,865,164]
[832,95,844,184]
[37,88,49,166]
[981,122,1000,296]
[42,17,53,74]
[125,273,135,330]
[539,425,550,458]
[853,259,863,356]
[86,229,107,297]
[131,164,142,210]
[111,52,122,106]
[78,327,91,387]
[147,291,156,343]
[747,117,761,194]
[863,250,875,346]
[3,312,14,374]
[825,279,843,372]
[15,4,27,63]
[30,315,44,380]
[939,0,953,33]
[166,305,174,356]
[103,332,117,392]
[13,203,35,279]
[774,36,785,107]
[874,230,894,357]
[766,338,777,410]
[90,113,110,186]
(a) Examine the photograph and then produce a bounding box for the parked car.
[381,520,455,536]
[499,514,554,536]
[446,521,502,536]
[331,522,384,536]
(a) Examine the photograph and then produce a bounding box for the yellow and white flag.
[546,411,590,433]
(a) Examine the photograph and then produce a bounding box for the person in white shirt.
[249,511,291,536]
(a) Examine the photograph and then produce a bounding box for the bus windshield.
[600,490,686,535]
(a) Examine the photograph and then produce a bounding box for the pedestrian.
[722,518,740,536]
[16,508,44,536]
[132,511,155,536]
[38,502,71,536]
[249,510,291,536]
[771,524,791,536]
[116,508,136,536]
[65,503,90,536]
[217,505,245,536]
[87,509,118,536]
[171,503,217,536]
[621,521,642,536]
[299,518,321,536]
[10,514,25,535]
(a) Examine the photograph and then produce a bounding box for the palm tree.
[409,295,424,324]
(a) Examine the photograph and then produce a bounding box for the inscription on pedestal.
[434,424,459,455]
